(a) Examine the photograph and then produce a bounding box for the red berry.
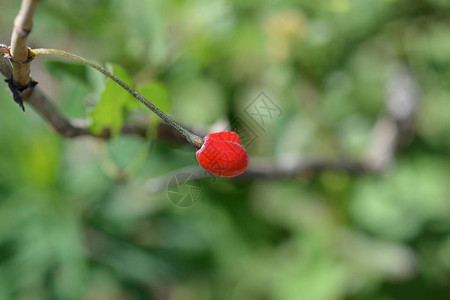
[196,131,248,177]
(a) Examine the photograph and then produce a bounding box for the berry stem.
[29,48,203,148]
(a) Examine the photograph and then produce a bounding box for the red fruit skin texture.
[196,131,248,177]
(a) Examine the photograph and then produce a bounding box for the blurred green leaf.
[89,64,136,136]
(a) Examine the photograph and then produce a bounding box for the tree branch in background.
[24,86,192,142]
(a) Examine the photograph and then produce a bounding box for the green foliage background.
[0,0,450,299]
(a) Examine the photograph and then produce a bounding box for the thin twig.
[31,48,203,147]
[0,53,191,142]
